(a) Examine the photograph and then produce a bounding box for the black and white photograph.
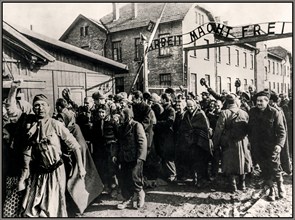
[2,1,293,217]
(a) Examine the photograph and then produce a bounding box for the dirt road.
[76,174,292,218]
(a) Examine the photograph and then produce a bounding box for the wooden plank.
[2,80,46,89]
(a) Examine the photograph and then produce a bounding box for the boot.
[268,186,276,201]
[228,175,237,193]
[237,174,246,191]
[138,189,145,208]
[277,181,286,198]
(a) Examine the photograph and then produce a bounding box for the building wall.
[265,54,291,94]
[62,18,107,56]
[183,6,216,95]
[217,45,255,93]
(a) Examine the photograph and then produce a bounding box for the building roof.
[59,14,108,41]
[9,22,128,73]
[100,3,215,33]
[268,46,291,60]
[3,21,56,62]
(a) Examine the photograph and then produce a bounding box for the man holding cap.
[248,90,286,201]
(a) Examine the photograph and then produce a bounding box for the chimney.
[30,25,33,30]
[223,21,228,25]
[112,3,120,21]
[131,3,138,19]
[214,16,220,23]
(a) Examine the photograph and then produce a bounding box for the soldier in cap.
[248,90,287,201]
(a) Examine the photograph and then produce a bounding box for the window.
[85,26,89,36]
[243,52,247,68]
[244,79,247,90]
[277,83,279,93]
[160,73,171,86]
[268,60,271,73]
[195,12,198,24]
[251,79,254,86]
[287,66,289,77]
[277,63,279,75]
[280,64,283,75]
[201,15,204,25]
[205,74,210,87]
[227,47,231,65]
[273,82,275,89]
[273,61,275,74]
[269,81,271,90]
[115,77,124,93]
[285,83,287,93]
[217,47,221,63]
[204,39,209,60]
[159,33,170,56]
[265,67,268,80]
[80,26,89,37]
[135,38,141,60]
[227,77,231,92]
[281,83,284,93]
[112,41,122,62]
[191,73,197,94]
[193,41,197,57]
[199,13,202,25]
[217,76,221,94]
[235,49,239,66]
[250,54,254,69]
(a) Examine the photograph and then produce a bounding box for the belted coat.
[213,105,252,175]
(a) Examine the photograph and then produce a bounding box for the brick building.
[60,3,292,95]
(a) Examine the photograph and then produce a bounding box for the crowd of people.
[2,79,293,217]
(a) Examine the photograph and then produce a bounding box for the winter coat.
[248,105,286,163]
[133,102,154,151]
[178,108,212,155]
[154,104,176,160]
[213,105,252,175]
[116,119,147,163]
[272,104,292,174]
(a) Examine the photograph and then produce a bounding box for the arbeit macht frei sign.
[148,21,292,51]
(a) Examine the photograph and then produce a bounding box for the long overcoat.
[213,104,252,175]
[154,104,176,160]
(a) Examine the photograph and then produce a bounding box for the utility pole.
[129,3,167,94]
[142,37,148,92]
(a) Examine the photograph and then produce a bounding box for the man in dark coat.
[177,99,213,187]
[132,90,154,154]
[76,97,95,149]
[248,91,287,201]
[269,91,292,175]
[154,93,177,182]
[114,108,147,209]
